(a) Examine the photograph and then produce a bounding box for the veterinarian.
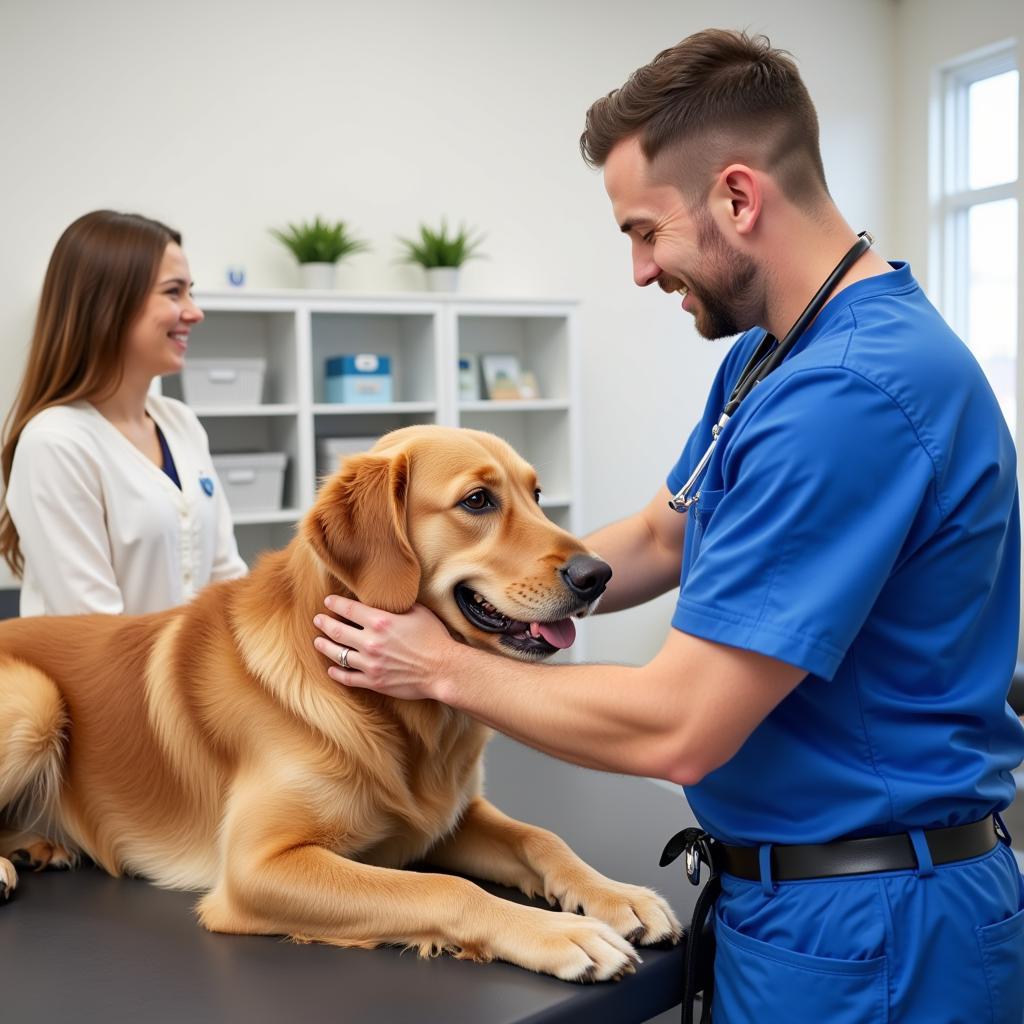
[314,28,1024,1023]
[0,210,246,616]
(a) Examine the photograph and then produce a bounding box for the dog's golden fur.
[0,425,679,981]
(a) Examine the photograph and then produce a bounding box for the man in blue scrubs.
[315,28,1024,1021]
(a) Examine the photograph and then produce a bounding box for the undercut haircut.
[580,28,830,209]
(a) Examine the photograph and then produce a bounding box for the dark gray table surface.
[0,733,700,1024]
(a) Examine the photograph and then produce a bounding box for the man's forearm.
[317,597,804,786]
[434,644,686,779]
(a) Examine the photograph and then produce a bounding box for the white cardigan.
[7,395,247,617]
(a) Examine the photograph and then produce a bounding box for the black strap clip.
[995,812,1013,847]
[661,827,721,1024]
[661,827,716,886]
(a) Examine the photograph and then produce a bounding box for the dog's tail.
[0,658,68,827]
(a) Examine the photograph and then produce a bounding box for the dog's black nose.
[560,555,612,602]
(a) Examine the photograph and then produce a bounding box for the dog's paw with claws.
[0,857,17,903]
[547,876,683,947]
[490,902,642,982]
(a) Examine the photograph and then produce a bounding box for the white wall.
[0,0,895,664]
[891,0,1023,659]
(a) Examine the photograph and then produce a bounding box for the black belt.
[660,815,1006,1024]
[716,814,1000,882]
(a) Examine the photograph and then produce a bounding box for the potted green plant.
[396,219,486,292]
[270,217,370,289]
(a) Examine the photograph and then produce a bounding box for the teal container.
[325,354,393,404]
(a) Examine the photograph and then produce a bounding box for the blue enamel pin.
[200,475,215,497]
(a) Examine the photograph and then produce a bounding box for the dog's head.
[301,425,611,661]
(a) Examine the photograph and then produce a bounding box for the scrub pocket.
[713,914,888,1023]
[690,487,723,555]
[976,903,1024,1023]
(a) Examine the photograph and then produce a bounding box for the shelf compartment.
[311,313,436,405]
[204,415,301,513]
[162,310,298,404]
[457,314,570,403]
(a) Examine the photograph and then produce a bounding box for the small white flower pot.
[425,267,460,293]
[299,262,336,290]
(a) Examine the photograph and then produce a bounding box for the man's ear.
[302,449,420,613]
[713,162,761,236]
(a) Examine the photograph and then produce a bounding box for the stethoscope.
[668,230,875,513]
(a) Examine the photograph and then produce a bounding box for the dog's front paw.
[0,857,17,902]
[549,877,682,947]
[494,905,640,982]
[9,839,76,872]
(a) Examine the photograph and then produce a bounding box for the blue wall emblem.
[199,475,215,497]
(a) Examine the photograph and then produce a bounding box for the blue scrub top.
[666,262,1024,847]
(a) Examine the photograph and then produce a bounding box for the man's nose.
[633,253,661,288]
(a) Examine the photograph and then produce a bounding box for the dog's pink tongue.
[531,619,576,649]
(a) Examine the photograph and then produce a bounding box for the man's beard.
[686,210,762,340]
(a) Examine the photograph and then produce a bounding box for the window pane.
[968,70,1019,190]
[966,198,1017,437]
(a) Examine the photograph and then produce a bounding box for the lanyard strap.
[668,231,875,513]
[725,230,875,416]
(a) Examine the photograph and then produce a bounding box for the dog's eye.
[534,488,542,504]
[460,489,494,512]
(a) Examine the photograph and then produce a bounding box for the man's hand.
[313,596,460,701]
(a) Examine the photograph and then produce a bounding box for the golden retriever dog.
[0,425,680,981]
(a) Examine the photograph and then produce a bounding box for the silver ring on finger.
[337,645,351,670]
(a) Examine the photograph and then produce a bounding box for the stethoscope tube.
[668,230,875,512]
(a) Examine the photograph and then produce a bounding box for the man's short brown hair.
[580,28,829,208]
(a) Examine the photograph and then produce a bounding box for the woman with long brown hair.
[0,210,246,616]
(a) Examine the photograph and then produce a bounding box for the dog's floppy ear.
[302,449,420,613]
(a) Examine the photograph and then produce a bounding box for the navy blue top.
[155,423,181,490]
[666,262,1024,845]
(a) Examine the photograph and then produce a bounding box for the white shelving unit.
[165,289,583,585]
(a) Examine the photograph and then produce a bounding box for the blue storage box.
[325,354,394,404]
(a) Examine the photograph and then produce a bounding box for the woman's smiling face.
[124,242,204,378]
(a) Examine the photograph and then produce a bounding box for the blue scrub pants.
[712,840,1024,1022]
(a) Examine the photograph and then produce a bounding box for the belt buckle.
[661,827,716,886]
[685,845,704,885]
[994,813,1012,846]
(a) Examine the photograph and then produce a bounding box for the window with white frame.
[934,46,1020,443]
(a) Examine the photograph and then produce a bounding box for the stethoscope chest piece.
[667,412,730,511]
